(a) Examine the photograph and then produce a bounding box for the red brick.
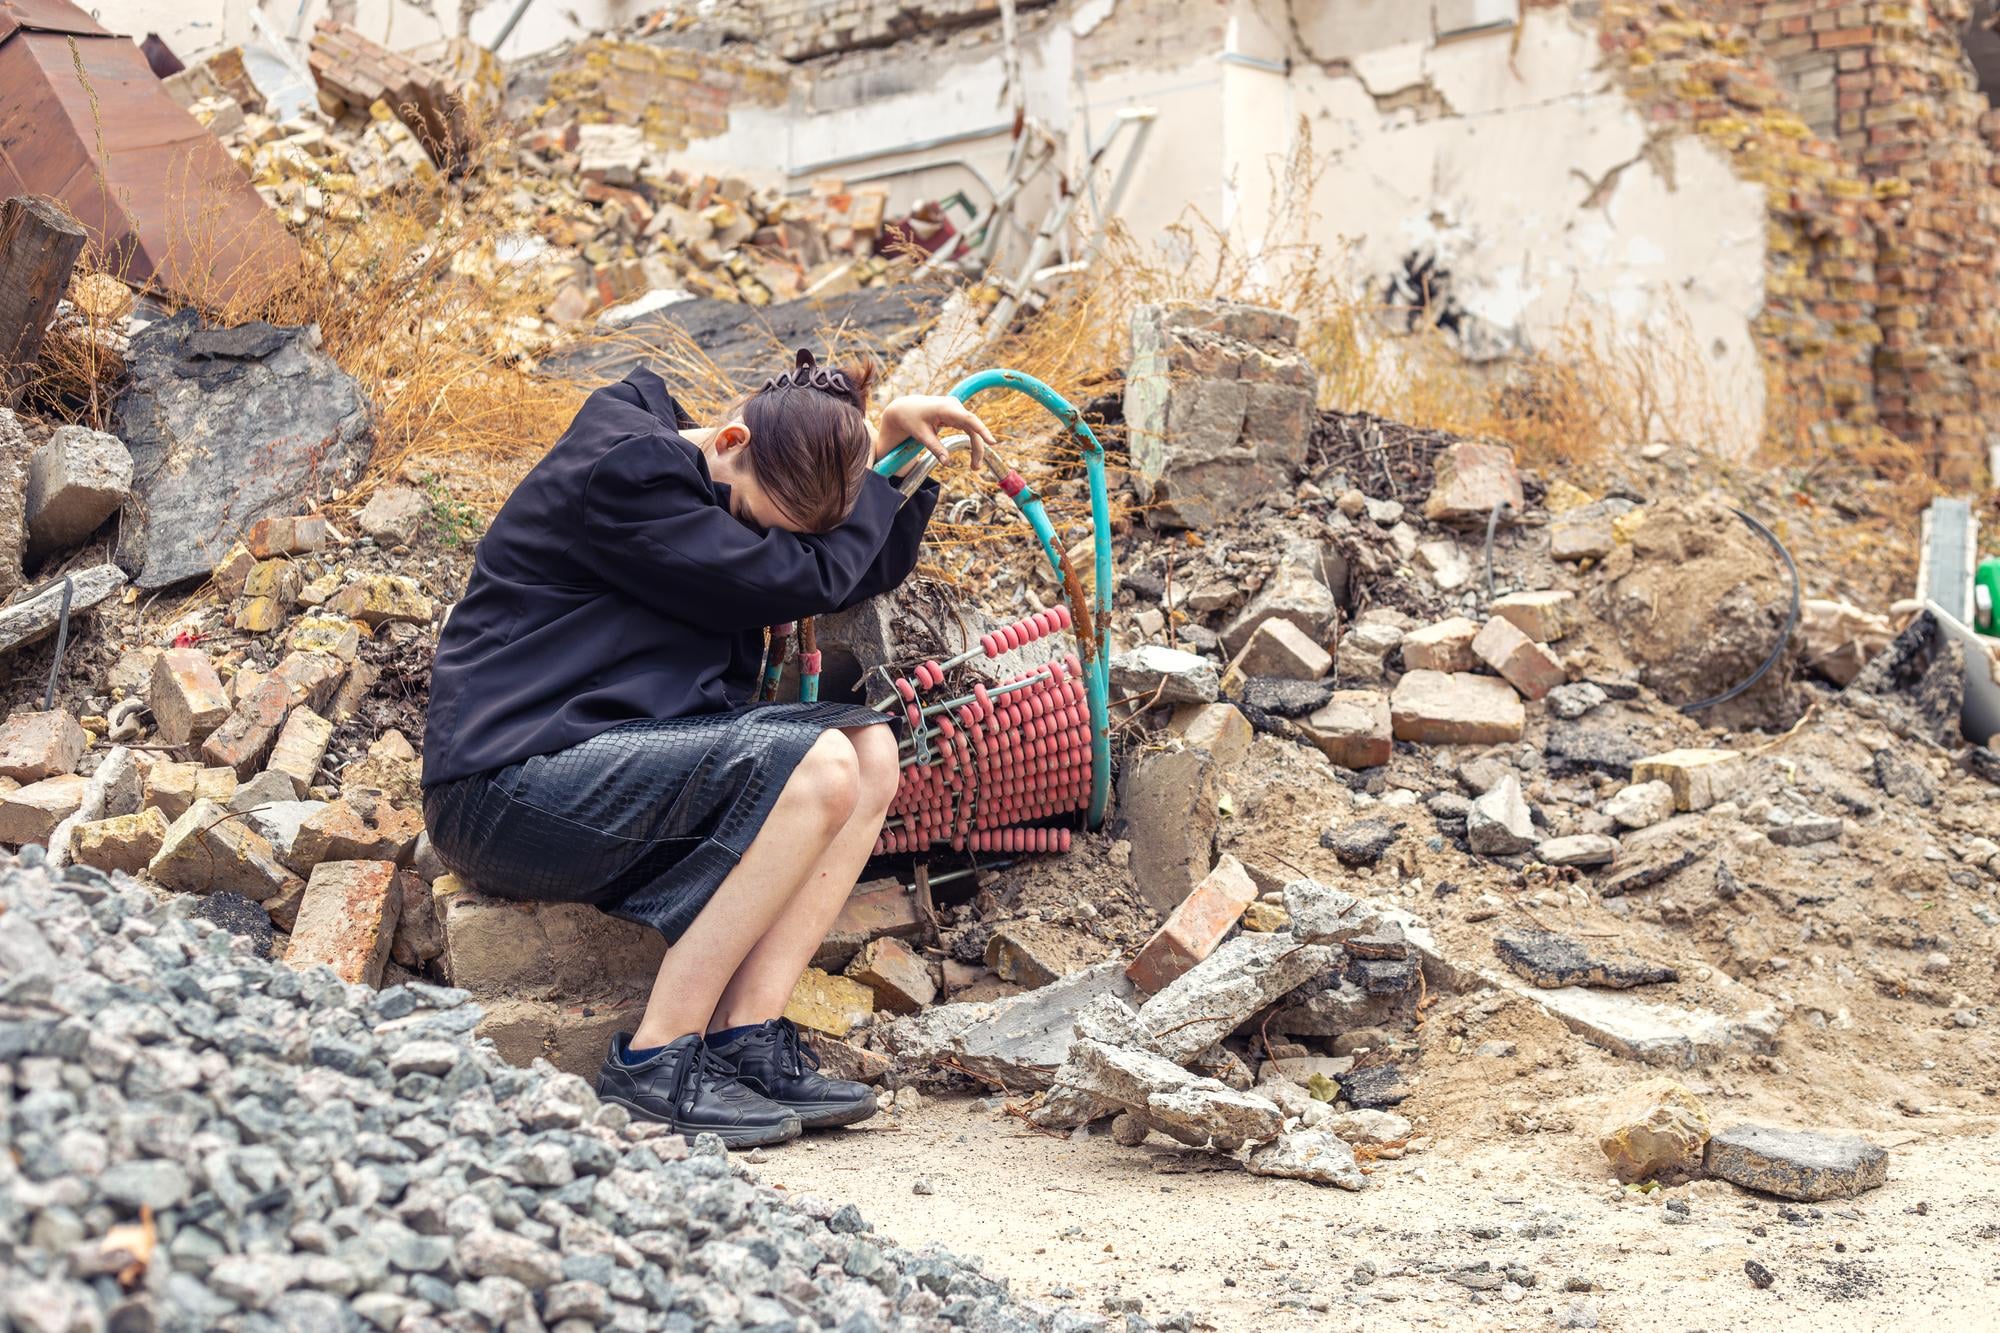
[0,710,87,783]
[1299,690,1393,769]
[1389,670,1525,744]
[1125,854,1258,993]
[1472,617,1567,701]
[283,795,424,874]
[148,649,230,746]
[245,514,328,558]
[201,679,290,779]
[844,936,936,1014]
[286,860,402,987]
[812,877,923,970]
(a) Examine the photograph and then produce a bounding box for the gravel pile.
[0,851,1102,1333]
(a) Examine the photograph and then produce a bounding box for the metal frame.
[873,369,1114,828]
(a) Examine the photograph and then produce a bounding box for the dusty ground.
[766,1094,2000,1331]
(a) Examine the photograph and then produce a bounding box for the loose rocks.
[1495,929,1678,990]
[1598,1077,1711,1182]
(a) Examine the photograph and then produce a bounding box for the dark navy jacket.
[421,368,937,786]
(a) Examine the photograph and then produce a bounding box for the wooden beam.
[0,197,89,406]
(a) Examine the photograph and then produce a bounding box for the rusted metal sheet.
[0,0,300,311]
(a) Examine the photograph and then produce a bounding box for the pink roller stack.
[872,606,1089,856]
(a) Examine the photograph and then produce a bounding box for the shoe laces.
[676,1041,741,1110]
[773,1018,819,1078]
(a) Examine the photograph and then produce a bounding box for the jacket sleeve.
[832,478,938,611]
[577,434,917,631]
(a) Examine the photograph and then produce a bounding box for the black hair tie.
[760,347,853,401]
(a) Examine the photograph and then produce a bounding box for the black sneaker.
[707,1018,879,1130]
[596,1033,802,1149]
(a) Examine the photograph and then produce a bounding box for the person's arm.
[577,434,909,631]
[832,477,940,611]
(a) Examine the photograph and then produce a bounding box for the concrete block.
[1401,617,1480,673]
[1389,670,1526,744]
[1468,775,1535,855]
[1472,616,1566,700]
[25,426,132,559]
[1631,748,1748,811]
[0,710,87,782]
[1333,621,1402,684]
[286,860,402,987]
[147,649,230,746]
[436,875,663,1001]
[1138,932,1342,1065]
[1126,853,1258,993]
[1299,690,1392,769]
[876,961,1135,1091]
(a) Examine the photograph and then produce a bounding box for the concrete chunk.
[1603,780,1675,830]
[876,961,1135,1090]
[1703,1124,1888,1201]
[1220,564,1335,656]
[148,649,230,746]
[1632,748,1748,812]
[1424,440,1523,526]
[1599,1077,1711,1183]
[1468,775,1535,855]
[1108,645,1219,706]
[1126,854,1258,993]
[1063,1038,1284,1151]
[1390,670,1525,744]
[1117,744,1217,916]
[1246,1129,1366,1189]
[357,486,427,545]
[1281,879,1378,944]
[286,859,401,988]
[0,710,87,782]
[25,426,132,558]
[1536,833,1619,867]
[1168,702,1253,767]
[0,564,124,657]
[1139,931,1341,1065]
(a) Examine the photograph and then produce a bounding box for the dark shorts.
[421,702,887,943]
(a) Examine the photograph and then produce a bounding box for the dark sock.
[620,1040,669,1065]
[706,1022,764,1047]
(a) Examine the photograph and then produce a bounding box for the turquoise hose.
[873,369,1114,829]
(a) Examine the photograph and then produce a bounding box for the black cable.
[1483,499,1511,600]
[1680,508,1801,715]
[42,576,73,713]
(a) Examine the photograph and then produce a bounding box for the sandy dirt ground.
[762,1096,2000,1332]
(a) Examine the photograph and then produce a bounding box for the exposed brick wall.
[750,0,1053,62]
[1599,0,2000,481]
[542,39,790,150]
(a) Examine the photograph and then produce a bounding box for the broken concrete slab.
[1282,879,1379,945]
[1108,645,1219,706]
[25,426,132,560]
[1062,1038,1284,1151]
[1139,932,1342,1065]
[877,961,1135,1090]
[1390,670,1525,744]
[1245,1128,1366,1189]
[112,312,373,588]
[1495,929,1677,989]
[1702,1124,1888,1201]
[1116,744,1217,916]
[0,564,124,657]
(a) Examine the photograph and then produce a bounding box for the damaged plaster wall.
[115,0,632,63]
[1269,2,1769,452]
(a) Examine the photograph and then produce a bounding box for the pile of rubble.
[0,854,1057,1333]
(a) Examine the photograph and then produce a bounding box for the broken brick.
[267,707,333,797]
[1490,590,1577,642]
[1227,618,1330,681]
[845,936,936,1014]
[1400,616,1481,674]
[1299,690,1393,769]
[1389,670,1525,744]
[325,574,435,628]
[211,543,257,598]
[1125,853,1258,993]
[287,614,362,662]
[148,649,230,746]
[1472,616,1567,701]
[783,966,874,1038]
[283,795,424,873]
[268,651,347,712]
[148,797,302,902]
[141,761,237,820]
[70,806,170,875]
[201,679,290,779]
[245,514,328,558]
[286,859,402,987]
[0,710,87,782]
[1632,748,1748,812]
[1169,702,1254,767]
[241,558,304,603]
[812,877,922,971]
[0,774,88,845]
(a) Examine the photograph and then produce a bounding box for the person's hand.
[875,395,994,472]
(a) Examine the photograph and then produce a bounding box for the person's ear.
[716,422,751,454]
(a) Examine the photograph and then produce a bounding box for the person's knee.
[791,732,860,830]
[847,725,900,816]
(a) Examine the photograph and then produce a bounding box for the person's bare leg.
[628,732,859,1049]
[707,723,900,1031]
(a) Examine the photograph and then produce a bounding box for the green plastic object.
[1976,558,2000,636]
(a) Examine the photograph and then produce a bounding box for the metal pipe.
[491,0,537,52]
